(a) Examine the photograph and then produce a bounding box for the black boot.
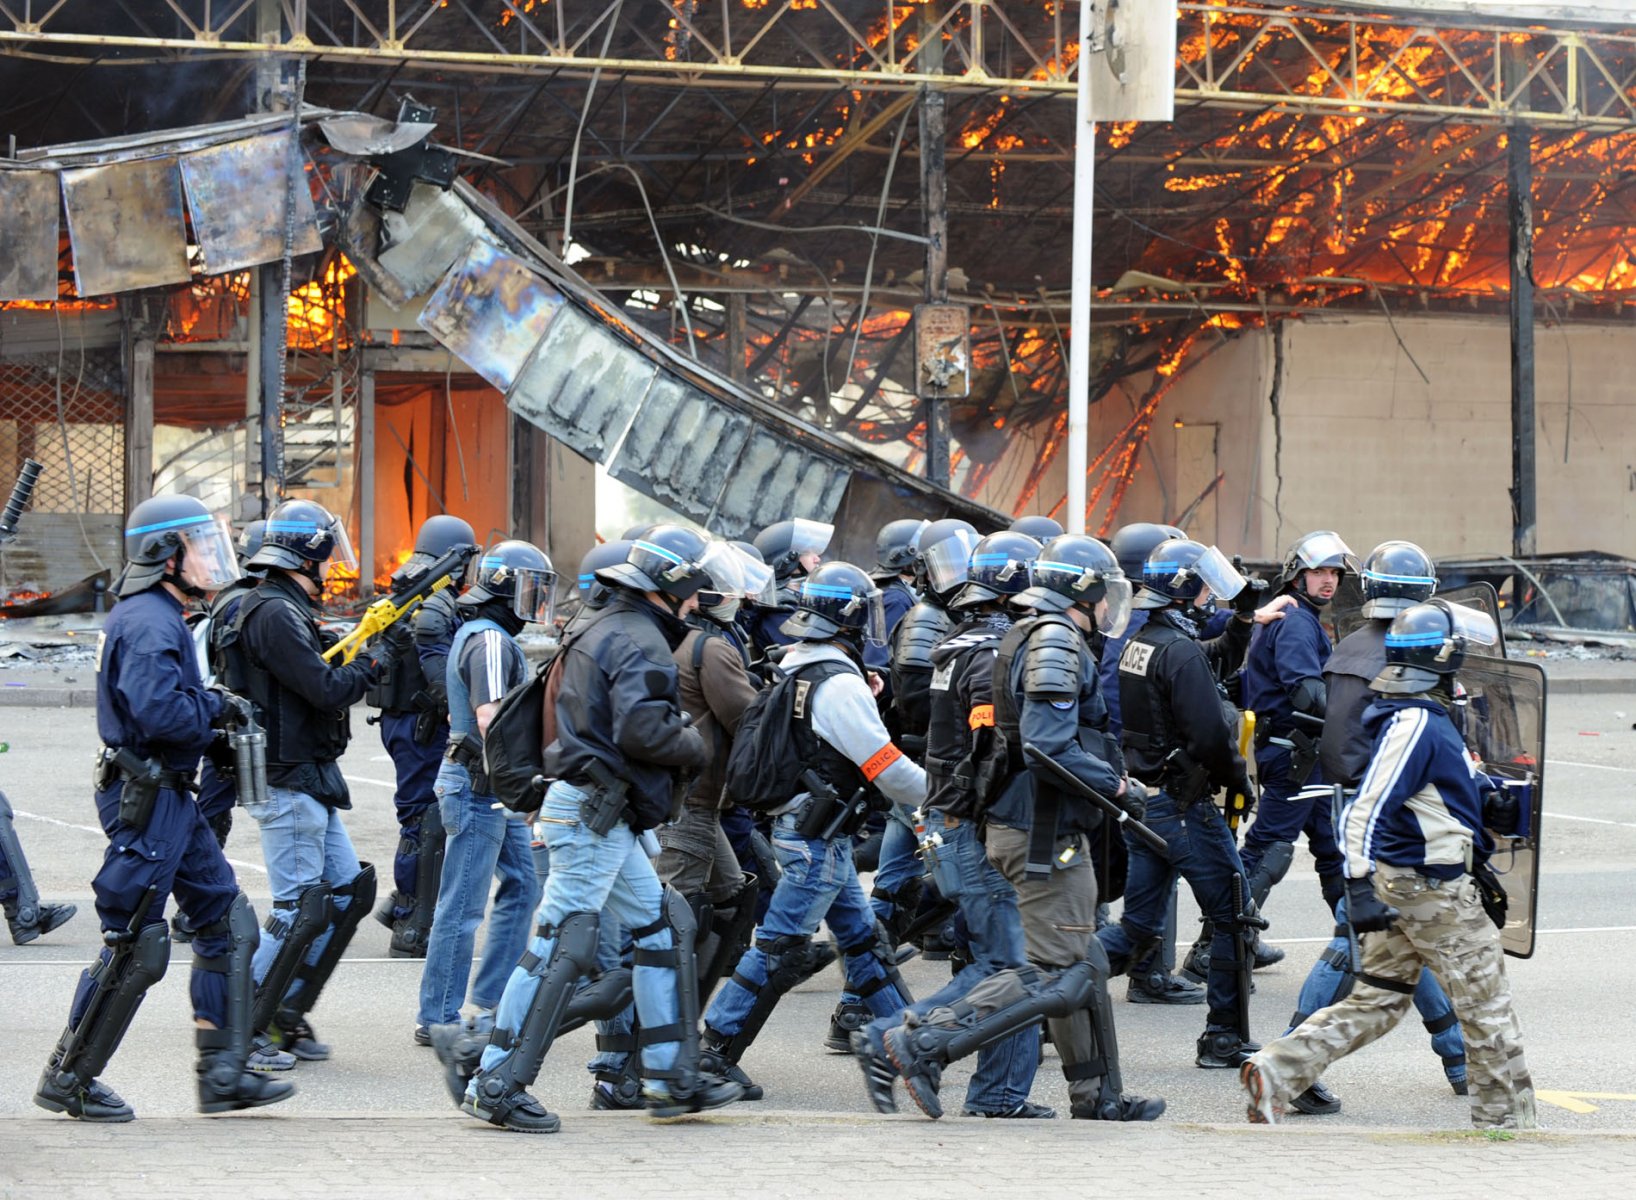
[1127,970,1205,1005]
[1290,1079,1342,1115]
[825,999,872,1053]
[1070,1084,1165,1122]
[35,1069,135,1122]
[700,1030,763,1102]
[643,1070,744,1118]
[7,900,76,946]
[196,1031,296,1114]
[1196,1027,1261,1070]
[1251,933,1285,969]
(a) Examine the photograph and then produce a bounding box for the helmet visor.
[845,585,888,647]
[1444,602,1500,652]
[1293,531,1355,572]
[922,528,980,594]
[698,541,776,607]
[789,517,834,558]
[327,515,359,573]
[1194,546,1248,603]
[511,567,558,626]
[1096,576,1133,638]
[177,517,242,593]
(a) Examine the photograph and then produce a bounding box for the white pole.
[1066,0,1096,535]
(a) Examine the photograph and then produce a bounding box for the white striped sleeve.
[1340,707,1428,878]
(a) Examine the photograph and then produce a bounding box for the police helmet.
[753,518,833,583]
[781,561,887,645]
[918,518,982,604]
[1371,600,1499,695]
[875,518,929,576]
[621,523,659,541]
[577,540,632,597]
[1281,530,1357,593]
[596,525,713,601]
[950,531,1041,610]
[1110,521,1186,582]
[117,494,241,598]
[249,499,356,578]
[237,520,266,564]
[464,539,557,625]
[1016,534,1131,636]
[1359,540,1438,619]
[1008,515,1064,541]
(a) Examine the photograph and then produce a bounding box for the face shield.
[325,515,359,575]
[1192,546,1248,604]
[1095,576,1133,638]
[177,517,243,593]
[788,517,834,559]
[1293,530,1355,571]
[1440,602,1500,657]
[843,585,889,647]
[921,528,981,595]
[511,567,558,626]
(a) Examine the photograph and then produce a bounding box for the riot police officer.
[871,518,927,649]
[35,495,292,1121]
[1243,601,1535,1130]
[1279,541,1468,1115]
[1101,539,1289,1069]
[872,534,1163,1122]
[438,527,740,1131]
[372,516,479,960]
[1008,515,1063,540]
[218,499,384,1062]
[747,518,833,656]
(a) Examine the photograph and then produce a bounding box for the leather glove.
[1229,768,1257,813]
[1118,777,1148,822]
[210,688,255,730]
[1345,874,1398,934]
[1232,576,1269,617]
[356,642,391,680]
[205,730,236,774]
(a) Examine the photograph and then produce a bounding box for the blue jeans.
[706,813,908,1038]
[1241,745,1343,884]
[478,782,681,1085]
[868,811,1039,1111]
[1096,790,1246,1033]
[416,763,540,1027]
[244,785,362,1009]
[1288,894,1467,1079]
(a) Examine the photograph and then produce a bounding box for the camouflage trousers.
[1252,865,1536,1129]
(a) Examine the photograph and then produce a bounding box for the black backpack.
[722,660,849,812]
[483,649,561,813]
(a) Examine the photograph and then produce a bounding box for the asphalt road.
[2,690,1634,1131]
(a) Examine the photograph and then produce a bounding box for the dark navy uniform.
[889,598,953,760]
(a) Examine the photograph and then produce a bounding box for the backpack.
[722,659,850,812]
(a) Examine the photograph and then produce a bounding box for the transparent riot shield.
[1439,582,1508,658]
[1455,655,1545,958]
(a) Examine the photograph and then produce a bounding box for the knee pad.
[57,922,171,1085]
[1247,841,1295,906]
[252,883,332,1032]
[192,893,259,1061]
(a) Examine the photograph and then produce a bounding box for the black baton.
[1021,742,1170,857]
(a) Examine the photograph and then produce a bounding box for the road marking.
[344,774,397,789]
[1269,924,1636,945]
[14,807,266,874]
[1536,1090,1636,1115]
[1547,758,1636,774]
[2,956,422,967]
[1544,811,1636,830]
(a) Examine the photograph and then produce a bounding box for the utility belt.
[1126,734,1211,806]
[444,732,491,794]
[95,746,192,834]
[791,779,872,842]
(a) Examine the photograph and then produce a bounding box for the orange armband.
[861,743,904,781]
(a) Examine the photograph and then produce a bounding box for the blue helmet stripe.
[265,520,323,533]
[1363,569,1437,586]
[1386,631,1447,647]
[128,513,213,535]
[802,583,857,598]
[634,539,684,565]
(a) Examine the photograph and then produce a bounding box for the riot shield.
[1454,655,1545,958]
[1438,582,1507,658]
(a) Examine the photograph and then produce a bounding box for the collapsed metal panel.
[376,184,494,303]
[709,427,851,540]
[61,157,191,296]
[506,305,654,464]
[179,133,323,275]
[607,375,752,524]
[419,239,564,392]
[0,172,61,301]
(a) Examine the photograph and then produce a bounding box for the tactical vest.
[890,600,952,748]
[800,662,873,802]
[923,625,1004,820]
[366,618,426,713]
[216,585,350,767]
[1116,620,1209,800]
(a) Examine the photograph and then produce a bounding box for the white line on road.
[15,807,266,874]
[1547,758,1636,773]
[1267,925,1636,945]
[344,774,397,789]
[1544,811,1636,829]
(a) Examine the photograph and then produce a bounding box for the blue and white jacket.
[1340,695,1493,881]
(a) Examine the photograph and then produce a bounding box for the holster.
[98,747,188,834]
[411,692,445,746]
[444,732,491,795]
[794,786,842,840]
[578,760,630,836]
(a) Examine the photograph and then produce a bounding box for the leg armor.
[40,922,170,1099]
[193,894,293,1113]
[0,790,75,943]
[631,886,705,1099]
[393,808,444,958]
[1247,841,1295,909]
[839,920,914,1015]
[285,863,376,1021]
[251,882,333,1034]
[466,911,601,1125]
[871,875,924,947]
[1056,940,1164,1122]
[710,934,837,1063]
[694,876,761,1003]
[557,968,634,1037]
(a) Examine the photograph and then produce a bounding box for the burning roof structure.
[3,1,1636,531]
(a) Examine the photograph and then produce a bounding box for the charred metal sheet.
[378,184,493,300]
[0,171,60,301]
[607,375,752,524]
[418,239,564,392]
[62,157,191,296]
[179,134,322,275]
[506,305,654,464]
[709,429,851,540]
[318,114,437,157]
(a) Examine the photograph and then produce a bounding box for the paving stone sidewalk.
[3,1111,1634,1199]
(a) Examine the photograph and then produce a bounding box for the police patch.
[930,662,954,692]
[1119,640,1155,677]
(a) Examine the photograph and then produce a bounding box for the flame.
[498,0,548,28]
[287,255,357,351]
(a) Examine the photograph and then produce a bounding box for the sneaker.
[1127,972,1206,1005]
[850,1029,898,1115]
[1240,1058,1282,1125]
[268,1017,331,1062]
[964,1101,1056,1119]
[883,1027,944,1120]
[248,1037,297,1073]
[1290,1079,1341,1115]
[643,1073,743,1119]
[413,1025,431,1048]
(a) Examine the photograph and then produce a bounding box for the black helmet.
[1009,515,1064,541]
[1016,534,1132,636]
[621,523,659,541]
[1372,600,1499,694]
[249,499,356,579]
[1133,538,1248,611]
[1360,540,1437,619]
[918,519,982,604]
[1110,521,1186,581]
[951,531,1040,610]
[875,518,929,576]
[237,520,266,562]
[414,514,477,558]
[117,494,241,598]
[753,518,833,582]
[1281,530,1357,594]
[464,539,557,624]
[596,525,712,601]
[577,540,632,598]
[782,561,886,645]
